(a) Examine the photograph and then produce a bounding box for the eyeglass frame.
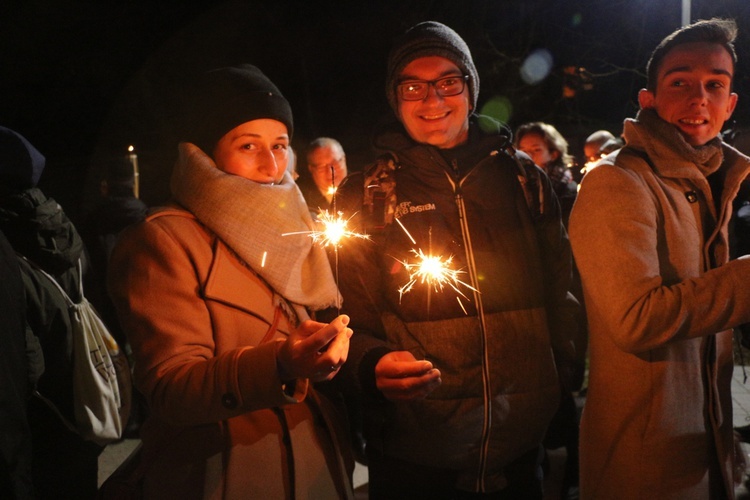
[308,156,346,174]
[396,74,469,101]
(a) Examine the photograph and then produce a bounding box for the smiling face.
[212,119,289,184]
[638,41,737,147]
[397,56,470,149]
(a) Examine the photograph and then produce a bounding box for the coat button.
[221,392,238,409]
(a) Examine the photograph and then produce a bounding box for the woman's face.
[518,132,558,168]
[212,119,289,184]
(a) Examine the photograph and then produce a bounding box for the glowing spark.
[395,217,416,245]
[456,296,468,315]
[580,154,605,176]
[326,186,338,197]
[396,248,477,302]
[282,210,369,248]
[261,251,267,268]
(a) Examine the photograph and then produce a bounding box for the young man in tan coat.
[570,18,750,499]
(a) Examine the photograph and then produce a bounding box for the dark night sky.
[2,0,750,222]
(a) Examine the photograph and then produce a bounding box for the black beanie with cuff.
[182,64,294,156]
[385,21,480,116]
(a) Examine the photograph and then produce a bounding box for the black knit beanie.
[183,64,294,155]
[0,126,45,192]
[386,21,480,115]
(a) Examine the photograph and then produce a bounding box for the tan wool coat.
[108,207,353,500]
[569,117,750,500]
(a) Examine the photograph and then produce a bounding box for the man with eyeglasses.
[302,137,348,214]
[332,21,579,499]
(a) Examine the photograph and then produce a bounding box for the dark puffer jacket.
[334,117,579,492]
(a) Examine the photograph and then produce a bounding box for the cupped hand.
[375,350,442,401]
[276,314,353,382]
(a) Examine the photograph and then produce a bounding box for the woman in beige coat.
[108,64,354,499]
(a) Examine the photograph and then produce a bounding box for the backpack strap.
[361,145,545,231]
[499,143,545,220]
[363,152,399,231]
[17,254,81,307]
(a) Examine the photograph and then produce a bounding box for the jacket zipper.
[445,162,492,492]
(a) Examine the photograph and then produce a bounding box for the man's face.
[397,56,470,149]
[307,145,347,194]
[638,41,738,147]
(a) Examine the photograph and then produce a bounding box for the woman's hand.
[276,314,353,382]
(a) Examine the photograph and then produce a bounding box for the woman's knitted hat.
[182,64,294,155]
[385,21,480,115]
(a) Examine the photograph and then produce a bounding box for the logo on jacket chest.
[395,200,437,219]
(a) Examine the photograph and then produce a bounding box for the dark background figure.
[515,121,578,226]
[725,127,750,447]
[0,126,103,499]
[0,228,35,500]
[299,137,349,217]
[79,155,148,346]
[515,120,584,499]
[78,155,148,439]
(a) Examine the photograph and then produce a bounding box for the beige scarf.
[636,108,724,177]
[171,142,340,310]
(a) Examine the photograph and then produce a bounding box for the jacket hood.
[0,188,83,273]
[0,126,45,192]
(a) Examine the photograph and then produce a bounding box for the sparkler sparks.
[282,209,369,314]
[283,209,369,248]
[396,248,477,302]
[393,220,477,308]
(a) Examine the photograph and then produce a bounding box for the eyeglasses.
[397,75,469,101]
[309,157,345,174]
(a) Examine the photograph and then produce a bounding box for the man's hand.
[276,315,353,382]
[375,350,442,401]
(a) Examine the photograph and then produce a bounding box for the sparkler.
[282,165,369,312]
[394,219,477,313]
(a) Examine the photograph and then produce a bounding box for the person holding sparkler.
[332,21,580,499]
[107,64,354,499]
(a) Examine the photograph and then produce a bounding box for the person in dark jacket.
[332,22,580,499]
[300,137,349,216]
[515,122,578,227]
[0,227,34,500]
[0,126,102,499]
[80,155,148,345]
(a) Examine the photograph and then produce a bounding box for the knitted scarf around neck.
[634,108,724,177]
[171,142,340,311]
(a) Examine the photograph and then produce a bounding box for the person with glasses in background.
[331,21,580,499]
[301,137,348,216]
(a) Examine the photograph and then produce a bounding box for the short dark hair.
[645,18,738,92]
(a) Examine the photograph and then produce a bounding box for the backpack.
[22,255,132,445]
